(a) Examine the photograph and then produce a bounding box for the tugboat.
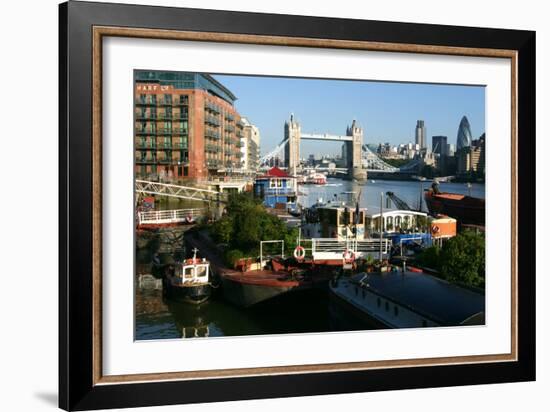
[163,248,212,304]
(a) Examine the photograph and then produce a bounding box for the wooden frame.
[59,1,535,410]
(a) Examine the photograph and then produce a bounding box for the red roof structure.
[258,166,292,179]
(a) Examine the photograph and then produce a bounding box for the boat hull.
[220,275,299,308]
[163,280,211,305]
[424,191,485,226]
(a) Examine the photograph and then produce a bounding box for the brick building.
[135,71,244,181]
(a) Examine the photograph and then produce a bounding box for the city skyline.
[213,74,485,157]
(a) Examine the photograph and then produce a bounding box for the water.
[135,178,485,340]
[299,178,485,211]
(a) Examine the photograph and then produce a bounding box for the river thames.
[136,178,485,340]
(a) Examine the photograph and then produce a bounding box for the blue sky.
[213,74,485,157]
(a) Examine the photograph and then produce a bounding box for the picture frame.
[59,1,536,410]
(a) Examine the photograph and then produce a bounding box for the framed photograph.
[59,1,535,410]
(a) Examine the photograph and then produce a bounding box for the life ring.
[343,249,355,262]
[185,214,193,223]
[293,246,306,260]
[431,225,440,234]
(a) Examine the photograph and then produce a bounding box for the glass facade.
[135,71,237,104]
[456,115,472,150]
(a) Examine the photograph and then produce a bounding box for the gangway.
[137,208,205,226]
[135,180,227,203]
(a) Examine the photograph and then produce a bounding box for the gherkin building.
[456,115,472,150]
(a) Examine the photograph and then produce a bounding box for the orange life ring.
[431,225,440,234]
[343,249,355,262]
[293,246,306,260]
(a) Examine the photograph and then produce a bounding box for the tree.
[440,230,485,288]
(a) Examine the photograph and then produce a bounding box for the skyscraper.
[432,135,448,156]
[415,120,426,149]
[456,115,473,150]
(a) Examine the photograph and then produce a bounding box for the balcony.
[205,115,220,126]
[159,98,173,106]
[205,144,221,153]
[136,142,156,149]
[157,113,173,120]
[172,128,188,136]
[136,128,156,135]
[206,159,222,168]
[157,142,172,149]
[157,129,172,136]
[136,157,157,164]
[225,113,235,122]
[173,113,188,120]
[136,98,157,106]
[205,130,220,139]
[136,113,157,120]
[176,97,189,106]
[225,125,235,133]
[157,157,173,164]
[173,142,188,149]
[205,102,221,114]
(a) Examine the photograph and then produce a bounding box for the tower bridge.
[284,114,367,180]
[259,114,420,177]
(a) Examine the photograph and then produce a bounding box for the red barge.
[424,189,485,226]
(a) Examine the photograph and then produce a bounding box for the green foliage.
[417,245,441,271]
[224,249,244,266]
[380,158,410,168]
[417,230,485,288]
[209,192,298,262]
[440,230,485,288]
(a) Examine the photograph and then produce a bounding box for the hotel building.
[135,71,245,181]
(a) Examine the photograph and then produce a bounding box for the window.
[355,287,358,296]
[394,306,399,316]
[362,290,366,299]
[385,301,389,311]
[377,297,381,308]
[422,320,427,327]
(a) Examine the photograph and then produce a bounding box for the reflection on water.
[135,288,375,340]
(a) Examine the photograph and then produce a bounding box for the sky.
[213,74,485,157]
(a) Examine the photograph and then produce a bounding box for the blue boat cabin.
[254,167,297,209]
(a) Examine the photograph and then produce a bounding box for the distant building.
[432,136,448,156]
[447,143,456,157]
[456,116,472,150]
[415,120,427,149]
[134,71,244,181]
[457,132,485,176]
[240,117,260,172]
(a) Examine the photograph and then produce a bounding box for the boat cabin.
[366,209,428,234]
[302,203,368,240]
[173,258,210,285]
[254,166,297,209]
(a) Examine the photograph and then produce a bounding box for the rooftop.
[135,71,237,104]
[352,271,485,326]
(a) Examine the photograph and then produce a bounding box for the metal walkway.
[135,180,227,203]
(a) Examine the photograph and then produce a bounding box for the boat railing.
[137,208,204,225]
[305,238,391,258]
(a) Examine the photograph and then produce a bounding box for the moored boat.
[163,248,212,305]
[424,189,485,226]
[330,271,485,328]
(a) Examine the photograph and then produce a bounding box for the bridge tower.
[345,120,368,181]
[284,114,301,175]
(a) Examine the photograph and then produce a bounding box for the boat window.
[377,297,381,308]
[358,211,365,225]
[385,301,389,311]
[386,216,394,231]
[362,290,366,299]
[355,287,358,296]
[422,320,427,327]
[394,216,401,229]
[394,306,399,316]
[196,266,208,277]
[366,216,372,230]
[403,215,410,228]
[184,267,194,278]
